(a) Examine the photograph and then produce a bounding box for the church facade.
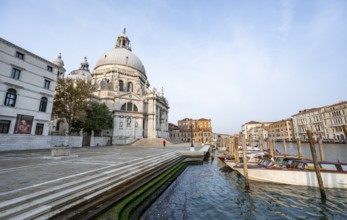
[90,30,169,144]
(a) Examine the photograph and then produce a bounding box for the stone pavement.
[0,144,194,203]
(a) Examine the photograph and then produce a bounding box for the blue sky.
[1,0,347,134]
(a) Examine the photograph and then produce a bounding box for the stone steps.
[0,151,174,211]
[0,151,184,220]
[131,138,173,147]
[51,155,184,220]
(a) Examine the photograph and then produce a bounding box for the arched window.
[121,103,126,111]
[4,88,17,107]
[39,97,48,112]
[119,80,124,91]
[127,102,132,111]
[120,102,138,112]
[127,82,133,92]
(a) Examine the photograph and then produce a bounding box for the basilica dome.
[67,57,92,81]
[94,29,146,75]
[53,53,64,67]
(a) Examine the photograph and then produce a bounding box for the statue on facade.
[127,117,132,127]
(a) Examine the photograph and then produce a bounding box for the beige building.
[268,118,294,141]
[175,118,213,143]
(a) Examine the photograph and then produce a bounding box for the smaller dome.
[53,53,64,67]
[67,57,92,81]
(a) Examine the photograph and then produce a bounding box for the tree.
[52,78,93,133]
[83,102,113,135]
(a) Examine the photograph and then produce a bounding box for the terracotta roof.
[291,107,322,117]
[245,121,261,124]
[197,118,211,121]
[326,101,347,108]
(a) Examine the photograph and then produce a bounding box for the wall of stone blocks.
[0,134,83,151]
[90,136,111,147]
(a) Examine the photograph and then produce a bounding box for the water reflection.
[141,150,347,220]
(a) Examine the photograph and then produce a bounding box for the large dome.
[95,47,146,75]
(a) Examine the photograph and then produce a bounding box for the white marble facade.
[91,30,169,144]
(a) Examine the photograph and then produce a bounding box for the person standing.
[163,140,166,148]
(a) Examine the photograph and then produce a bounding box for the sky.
[1,0,347,135]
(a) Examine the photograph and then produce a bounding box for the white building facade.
[292,108,326,141]
[242,121,271,140]
[292,102,347,142]
[322,101,347,141]
[91,30,169,144]
[0,38,59,136]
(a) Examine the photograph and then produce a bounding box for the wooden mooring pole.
[269,138,274,159]
[259,137,264,152]
[234,136,240,163]
[283,139,288,155]
[318,135,325,161]
[307,130,326,200]
[242,135,250,190]
[230,138,234,155]
[297,138,302,158]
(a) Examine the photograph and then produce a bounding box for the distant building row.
[168,118,233,148]
[169,118,213,144]
[241,101,347,142]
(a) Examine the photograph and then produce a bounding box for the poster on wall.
[14,114,34,134]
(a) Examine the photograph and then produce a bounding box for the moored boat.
[233,158,347,189]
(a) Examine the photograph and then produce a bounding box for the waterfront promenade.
[0,144,196,219]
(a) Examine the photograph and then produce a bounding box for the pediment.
[118,93,143,101]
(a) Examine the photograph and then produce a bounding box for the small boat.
[223,146,268,168]
[233,158,347,189]
[225,151,267,168]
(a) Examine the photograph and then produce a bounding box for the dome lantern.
[80,56,89,71]
[53,53,64,67]
[115,28,131,51]
[67,56,92,81]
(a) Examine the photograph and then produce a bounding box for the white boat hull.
[233,167,347,189]
[225,160,237,168]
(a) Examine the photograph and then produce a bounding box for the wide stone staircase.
[0,151,184,220]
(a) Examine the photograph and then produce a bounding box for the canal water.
[141,144,347,219]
